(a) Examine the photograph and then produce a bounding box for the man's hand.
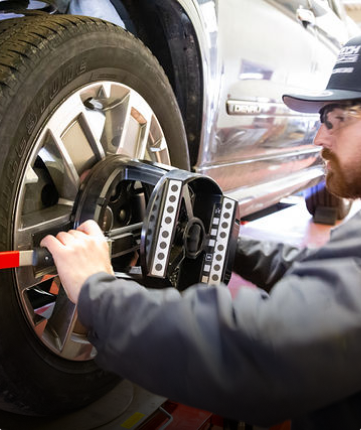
[40,220,114,304]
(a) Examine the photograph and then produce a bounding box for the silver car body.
[43,0,361,215]
[179,0,359,215]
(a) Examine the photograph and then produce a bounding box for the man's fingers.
[40,221,105,256]
[38,221,114,306]
[40,234,65,253]
[77,219,105,237]
[67,229,88,240]
[56,231,78,246]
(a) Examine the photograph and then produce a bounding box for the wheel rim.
[13,81,171,361]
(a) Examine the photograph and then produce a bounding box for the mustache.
[321,148,337,162]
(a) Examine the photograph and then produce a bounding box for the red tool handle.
[0,251,20,269]
[0,248,53,269]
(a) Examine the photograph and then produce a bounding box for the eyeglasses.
[319,103,361,133]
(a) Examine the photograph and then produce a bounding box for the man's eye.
[335,115,345,122]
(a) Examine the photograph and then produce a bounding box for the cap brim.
[283,89,361,113]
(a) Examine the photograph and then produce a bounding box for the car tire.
[305,181,352,221]
[0,14,188,416]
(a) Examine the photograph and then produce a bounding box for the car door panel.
[195,0,327,198]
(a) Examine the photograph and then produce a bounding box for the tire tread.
[0,15,170,119]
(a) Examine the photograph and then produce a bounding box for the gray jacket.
[78,209,361,429]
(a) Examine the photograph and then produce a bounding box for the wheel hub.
[73,155,166,231]
[184,218,205,258]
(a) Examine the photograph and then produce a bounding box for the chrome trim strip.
[225,167,324,217]
[196,147,321,173]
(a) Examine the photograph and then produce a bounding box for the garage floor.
[2,197,358,430]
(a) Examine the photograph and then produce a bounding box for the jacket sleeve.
[233,236,311,291]
[78,218,361,427]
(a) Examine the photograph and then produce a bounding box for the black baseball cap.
[283,34,361,113]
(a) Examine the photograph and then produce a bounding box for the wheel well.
[112,0,203,168]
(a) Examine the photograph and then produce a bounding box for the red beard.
[321,149,361,199]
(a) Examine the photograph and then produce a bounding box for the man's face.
[314,103,361,199]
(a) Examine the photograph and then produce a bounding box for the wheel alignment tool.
[0,156,240,290]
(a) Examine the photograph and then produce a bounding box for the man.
[41,35,361,429]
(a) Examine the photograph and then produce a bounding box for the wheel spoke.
[131,104,153,158]
[78,112,106,160]
[101,93,131,155]
[116,91,153,159]
[17,204,72,245]
[38,132,80,200]
[46,91,106,176]
[59,323,95,360]
[147,118,171,164]
[24,165,39,185]
[47,286,77,351]
[48,288,94,359]
[18,267,58,293]
[80,82,131,156]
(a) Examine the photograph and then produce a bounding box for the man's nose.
[313,124,334,148]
